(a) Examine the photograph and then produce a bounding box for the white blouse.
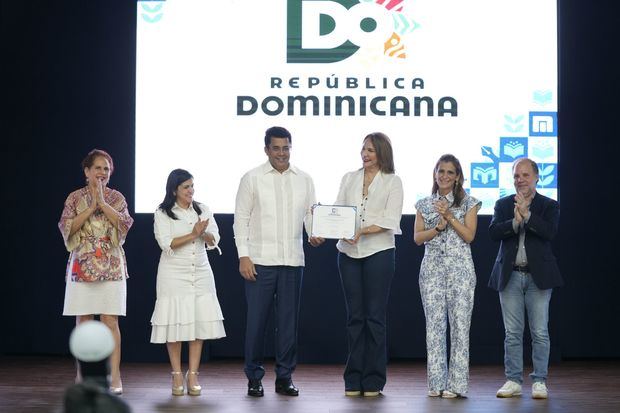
[335,169,404,259]
[154,202,220,257]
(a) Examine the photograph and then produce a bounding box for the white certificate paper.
[311,205,357,239]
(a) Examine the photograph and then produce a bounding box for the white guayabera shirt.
[234,162,316,267]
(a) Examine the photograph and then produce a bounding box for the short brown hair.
[82,149,114,174]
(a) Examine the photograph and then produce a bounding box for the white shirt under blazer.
[335,169,404,259]
[233,162,316,267]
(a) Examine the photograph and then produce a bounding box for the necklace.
[363,170,377,198]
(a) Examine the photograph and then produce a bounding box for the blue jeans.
[244,265,303,381]
[338,249,395,392]
[499,271,552,384]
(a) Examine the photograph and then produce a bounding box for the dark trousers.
[244,265,303,381]
[338,248,395,391]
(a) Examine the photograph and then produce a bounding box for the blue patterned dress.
[415,192,481,394]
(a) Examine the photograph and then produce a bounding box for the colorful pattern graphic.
[384,33,406,58]
[467,90,558,203]
[376,0,405,12]
[288,0,420,63]
[364,0,420,59]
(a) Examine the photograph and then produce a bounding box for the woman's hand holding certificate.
[311,205,357,239]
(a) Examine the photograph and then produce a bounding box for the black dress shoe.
[275,379,299,396]
[247,379,264,397]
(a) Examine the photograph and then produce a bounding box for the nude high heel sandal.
[186,371,202,396]
[171,371,185,396]
[109,385,123,395]
[109,380,123,395]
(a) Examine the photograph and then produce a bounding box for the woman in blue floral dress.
[414,154,481,398]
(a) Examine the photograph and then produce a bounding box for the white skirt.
[150,254,226,343]
[63,278,127,316]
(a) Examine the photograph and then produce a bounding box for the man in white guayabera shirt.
[234,126,324,398]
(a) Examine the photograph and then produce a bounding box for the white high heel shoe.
[171,371,185,396]
[186,371,201,396]
[109,385,123,395]
[109,380,123,395]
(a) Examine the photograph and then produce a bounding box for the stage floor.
[0,357,619,413]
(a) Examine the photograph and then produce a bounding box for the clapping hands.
[434,199,454,221]
[192,218,210,238]
[436,216,448,231]
[514,192,530,223]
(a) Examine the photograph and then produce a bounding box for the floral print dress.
[59,186,133,315]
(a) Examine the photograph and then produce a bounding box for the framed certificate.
[311,205,357,240]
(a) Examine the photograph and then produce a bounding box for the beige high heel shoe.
[109,380,123,395]
[171,371,185,396]
[109,385,123,395]
[185,371,202,396]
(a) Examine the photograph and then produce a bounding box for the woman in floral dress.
[59,149,133,394]
[413,154,480,398]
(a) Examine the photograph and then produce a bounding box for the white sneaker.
[496,380,522,398]
[532,382,548,399]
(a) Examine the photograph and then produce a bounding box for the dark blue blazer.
[488,192,563,291]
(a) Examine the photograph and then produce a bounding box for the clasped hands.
[433,199,453,231]
[513,192,531,224]
[88,179,108,212]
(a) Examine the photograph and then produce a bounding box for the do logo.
[287,0,397,63]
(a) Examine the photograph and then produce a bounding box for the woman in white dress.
[150,169,226,396]
[59,149,134,395]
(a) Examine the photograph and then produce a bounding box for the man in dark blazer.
[489,158,562,400]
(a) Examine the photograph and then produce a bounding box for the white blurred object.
[69,321,114,362]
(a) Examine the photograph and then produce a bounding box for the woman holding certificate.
[335,132,403,397]
[413,154,481,398]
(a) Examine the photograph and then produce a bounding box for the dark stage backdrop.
[2,1,619,363]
